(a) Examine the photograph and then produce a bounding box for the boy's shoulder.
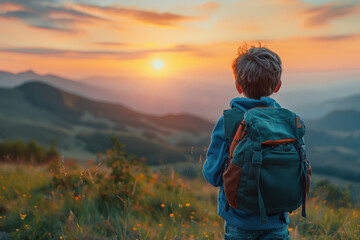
[223,108,245,141]
[223,103,305,140]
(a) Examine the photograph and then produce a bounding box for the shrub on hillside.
[0,139,59,164]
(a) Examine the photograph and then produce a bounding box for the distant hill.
[2,70,360,122]
[293,93,360,120]
[305,107,360,183]
[0,70,134,108]
[0,82,213,163]
[307,109,360,131]
[325,93,360,112]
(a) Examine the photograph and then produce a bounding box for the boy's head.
[232,44,282,99]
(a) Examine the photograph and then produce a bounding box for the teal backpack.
[222,107,312,224]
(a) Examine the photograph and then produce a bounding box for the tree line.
[0,139,59,164]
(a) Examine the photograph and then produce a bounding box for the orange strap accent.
[229,120,246,158]
[296,117,301,128]
[262,139,296,145]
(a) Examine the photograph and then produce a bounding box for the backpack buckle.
[252,151,262,166]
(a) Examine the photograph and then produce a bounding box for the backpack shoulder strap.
[295,115,305,145]
[223,108,245,141]
[223,108,246,212]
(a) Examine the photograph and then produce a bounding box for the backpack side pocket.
[223,161,242,209]
[306,159,312,196]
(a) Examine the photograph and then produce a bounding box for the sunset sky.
[1,0,360,118]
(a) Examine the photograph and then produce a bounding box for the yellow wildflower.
[186,203,190,207]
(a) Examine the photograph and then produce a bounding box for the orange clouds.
[73,4,197,27]
[0,1,102,32]
[1,33,360,81]
[266,34,360,72]
[198,2,221,12]
[0,2,28,12]
[301,2,360,28]
[0,0,359,82]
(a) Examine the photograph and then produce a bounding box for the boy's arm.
[203,116,230,187]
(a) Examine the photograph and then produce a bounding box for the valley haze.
[1,69,360,121]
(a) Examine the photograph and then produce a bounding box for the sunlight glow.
[152,59,164,70]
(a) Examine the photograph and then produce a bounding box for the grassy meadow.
[0,139,359,240]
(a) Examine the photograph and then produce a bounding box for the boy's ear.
[274,81,282,93]
[235,81,243,94]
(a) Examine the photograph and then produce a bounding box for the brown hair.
[232,43,282,99]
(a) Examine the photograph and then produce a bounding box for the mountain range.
[2,70,360,121]
[0,81,212,164]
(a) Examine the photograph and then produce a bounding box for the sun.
[152,59,164,70]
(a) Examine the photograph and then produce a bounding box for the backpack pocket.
[260,143,303,213]
[223,161,242,209]
[306,159,312,196]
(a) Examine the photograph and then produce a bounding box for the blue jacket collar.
[230,97,281,112]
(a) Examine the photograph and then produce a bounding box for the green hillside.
[304,108,360,185]
[0,82,212,163]
[307,109,360,131]
[326,93,360,111]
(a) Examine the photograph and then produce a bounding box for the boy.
[203,44,292,239]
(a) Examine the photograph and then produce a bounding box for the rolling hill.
[292,92,360,120]
[0,70,134,108]
[305,108,360,183]
[307,109,360,132]
[0,82,213,164]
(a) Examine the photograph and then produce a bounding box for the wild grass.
[0,140,359,239]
